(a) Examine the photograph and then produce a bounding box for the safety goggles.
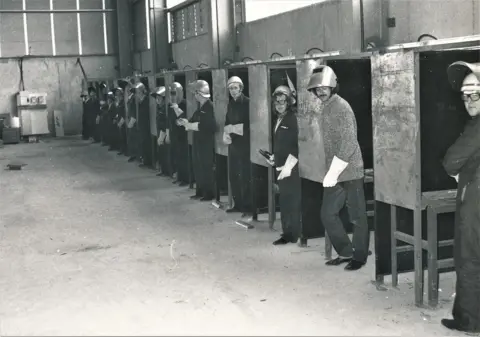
[461,92,480,102]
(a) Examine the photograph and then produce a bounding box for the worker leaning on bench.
[440,60,480,334]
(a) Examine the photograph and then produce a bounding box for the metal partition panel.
[296,59,326,183]
[212,69,228,156]
[148,75,157,136]
[248,64,269,166]
[185,71,197,145]
[164,73,174,114]
[372,51,420,210]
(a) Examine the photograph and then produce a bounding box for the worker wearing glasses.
[441,61,480,334]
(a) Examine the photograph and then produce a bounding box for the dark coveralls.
[273,110,301,243]
[108,102,119,150]
[443,116,480,332]
[225,94,252,213]
[168,100,189,183]
[85,98,101,143]
[116,101,127,155]
[156,104,170,175]
[190,99,216,198]
[137,96,151,165]
[82,99,90,140]
[99,103,109,144]
[126,97,138,158]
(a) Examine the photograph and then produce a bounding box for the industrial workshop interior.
[1,0,480,335]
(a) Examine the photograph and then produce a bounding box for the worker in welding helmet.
[134,81,152,168]
[126,85,138,163]
[86,86,101,144]
[307,65,369,271]
[81,90,90,140]
[151,86,169,177]
[178,79,216,201]
[223,76,252,216]
[441,61,480,334]
[114,87,128,156]
[165,82,188,184]
[260,85,301,245]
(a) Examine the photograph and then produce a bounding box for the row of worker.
[81,66,371,272]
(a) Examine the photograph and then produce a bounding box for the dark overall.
[156,104,170,175]
[126,97,138,158]
[82,100,90,140]
[190,99,216,198]
[89,99,101,143]
[273,111,301,243]
[443,116,480,333]
[225,94,252,213]
[168,100,189,183]
[107,103,119,150]
[137,96,151,165]
[116,101,127,155]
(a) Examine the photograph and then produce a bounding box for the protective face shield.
[170,82,183,103]
[307,66,337,101]
[192,80,211,99]
[447,61,480,117]
[228,76,243,100]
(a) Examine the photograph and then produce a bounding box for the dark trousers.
[119,125,127,154]
[157,143,170,175]
[172,138,189,183]
[138,130,151,165]
[278,166,301,242]
[193,141,214,197]
[92,117,101,142]
[320,178,369,263]
[82,112,90,139]
[127,127,138,157]
[228,143,252,213]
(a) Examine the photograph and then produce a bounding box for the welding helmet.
[170,82,183,97]
[192,80,211,98]
[272,85,295,105]
[447,61,480,92]
[227,76,243,88]
[113,87,124,95]
[151,86,166,98]
[307,65,338,91]
[107,91,114,97]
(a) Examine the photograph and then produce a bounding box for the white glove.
[176,118,188,126]
[231,124,244,136]
[170,103,179,109]
[451,174,459,182]
[117,118,125,128]
[157,131,166,146]
[224,124,233,134]
[185,122,199,131]
[277,154,298,180]
[323,156,349,187]
[95,116,100,124]
[165,130,171,144]
[223,132,232,144]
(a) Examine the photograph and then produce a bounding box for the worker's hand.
[176,118,188,126]
[277,166,292,180]
[165,133,170,144]
[95,116,100,124]
[223,132,232,145]
[264,154,274,166]
[322,171,338,188]
[224,124,232,134]
[451,174,459,183]
[170,103,179,109]
[157,136,164,146]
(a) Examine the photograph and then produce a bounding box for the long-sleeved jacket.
[190,99,216,146]
[320,94,364,181]
[225,94,250,150]
[168,99,187,142]
[137,96,150,133]
[443,116,480,183]
[273,110,298,168]
[156,105,167,134]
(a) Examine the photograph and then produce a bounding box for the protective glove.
[95,116,100,124]
[127,117,136,129]
[277,154,298,180]
[323,156,349,187]
[231,124,244,136]
[117,117,125,128]
[451,174,459,183]
[165,129,171,144]
[224,124,233,134]
[176,118,188,127]
[185,122,199,131]
[223,132,232,145]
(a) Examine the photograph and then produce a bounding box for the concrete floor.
[0,136,465,336]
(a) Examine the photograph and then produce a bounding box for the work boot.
[273,237,289,245]
[326,257,352,266]
[344,260,365,271]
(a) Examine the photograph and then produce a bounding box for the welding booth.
[371,36,480,308]
[230,53,375,246]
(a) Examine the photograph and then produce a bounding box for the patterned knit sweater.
[320,94,364,182]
